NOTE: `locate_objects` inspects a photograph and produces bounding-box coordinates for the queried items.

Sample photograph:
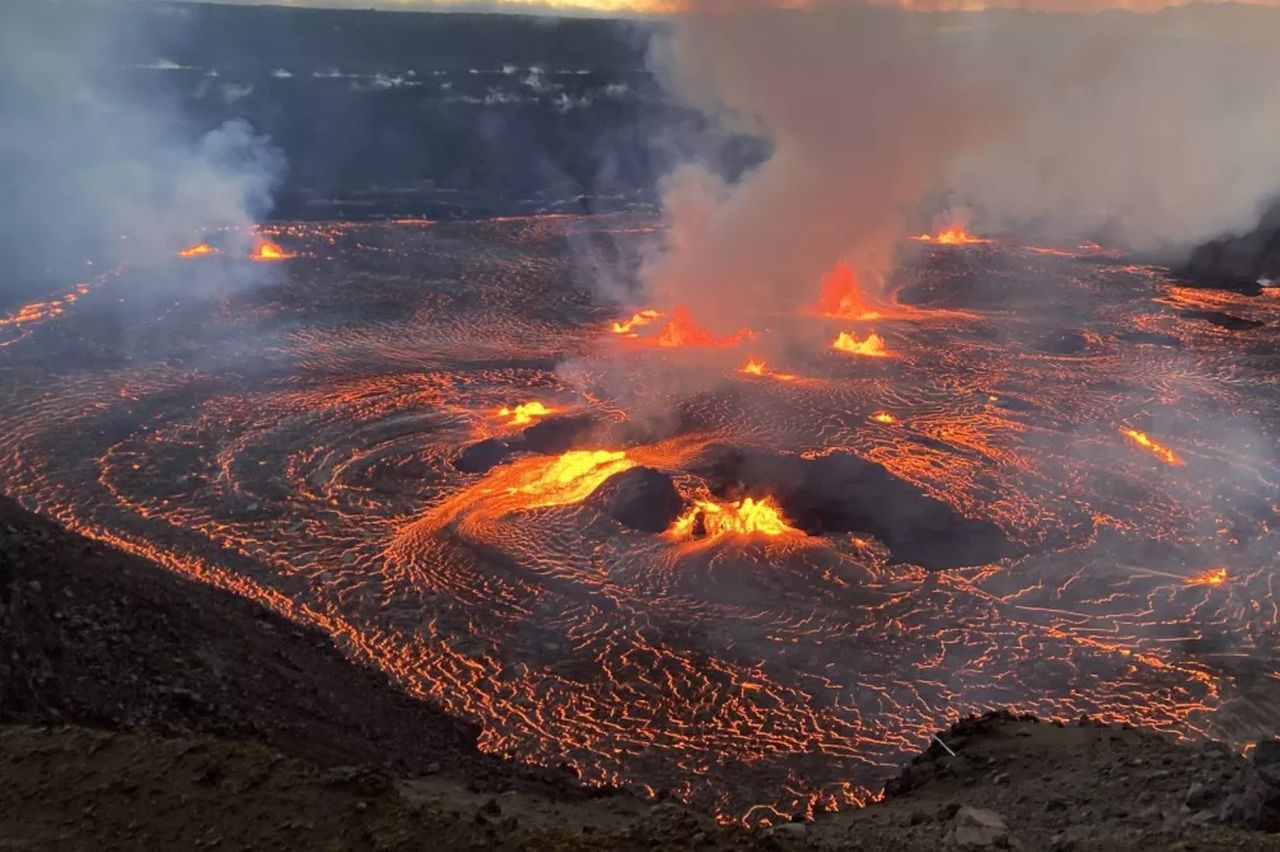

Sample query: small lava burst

[833,331,889,358]
[871,411,897,424]
[1186,567,1228,587]
[178,243,215,258]
[738,357,798,382]
[653,305,752,349]
[251,240,293,262]
[1121,428,1184,467]
[912,227,991,246]
[669,496,799,539]
[816,260,881,320]
[611,309,663,336]
[496,402,554,426]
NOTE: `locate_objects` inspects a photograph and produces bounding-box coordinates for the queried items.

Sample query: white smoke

[0,1,285,291]
[642,2,1280,327]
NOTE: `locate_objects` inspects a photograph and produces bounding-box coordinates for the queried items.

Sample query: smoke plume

[643,2,1280,328]
[0,0,284,300]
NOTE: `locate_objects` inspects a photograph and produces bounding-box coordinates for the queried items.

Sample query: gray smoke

[0,1,284,297]
[642,2,1280,328]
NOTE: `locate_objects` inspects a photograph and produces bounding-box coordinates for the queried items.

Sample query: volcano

[1,213,1277,826]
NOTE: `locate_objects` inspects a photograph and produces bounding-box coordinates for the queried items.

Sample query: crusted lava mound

[455,414,605,473]
[692,445,1017,569]
[586,467,684,533]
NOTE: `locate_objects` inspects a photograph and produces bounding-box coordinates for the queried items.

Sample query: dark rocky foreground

[3,496,1280,850]
[1185,199,1280,289]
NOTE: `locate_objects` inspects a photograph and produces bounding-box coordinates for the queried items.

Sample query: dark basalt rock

[519,414,600,455]
[1033,329,1089,355]
[1183,198,1280,290]
[455,439,512,474]
[692,445,1016,570]
[1178,309,1265,331]
[587,467,684,534]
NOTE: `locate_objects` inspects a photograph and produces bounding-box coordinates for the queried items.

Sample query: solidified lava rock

[1178,309,1265,331]
[455,439,513,473]
[587,467,684,533]
[1117,330,1183,348]
[693,445,1016,570]
[519,414,600,454]
[1033,329,1089,355]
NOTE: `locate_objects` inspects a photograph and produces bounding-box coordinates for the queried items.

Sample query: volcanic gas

[3,214,1278,828]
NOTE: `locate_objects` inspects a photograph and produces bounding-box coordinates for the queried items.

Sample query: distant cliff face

[1186,199,1280,286]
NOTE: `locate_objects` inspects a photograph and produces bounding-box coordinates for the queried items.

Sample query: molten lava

[832,331,889,358]
[912,227,991,246]
[871,411,897,424]
[611,309,663,336]
[178,242,215,258]
[1187,567,1228,587]
[653,305,752,349]
[1121,428,1184,467]
[508,450,634,509]
[669,496,799,539]
[816,260,880,320]
[740,358,767,376]
[496,402,554,426]
[251,240,293,262]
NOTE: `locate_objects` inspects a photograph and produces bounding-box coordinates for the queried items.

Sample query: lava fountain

[832,331,889,357]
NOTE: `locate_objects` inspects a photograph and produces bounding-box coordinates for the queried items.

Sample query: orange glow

[251,240,293,262]
[738,357,798,382]
[611,309,663,336]
[816,260,880,320]
[653,305,752,349]
[912,227,991,246]
[669,496,799,539]
[508,450,635,509]
[871,411,897,424]
[1121,428,1184,467]
[178,242,215,258]
[832,330,889,358]
[496,401,554,426]
[1186,566,1228,587]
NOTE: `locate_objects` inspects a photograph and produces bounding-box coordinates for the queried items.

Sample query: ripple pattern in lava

[2,216,1279,824]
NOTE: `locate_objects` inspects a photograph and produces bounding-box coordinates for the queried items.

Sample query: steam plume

[643,2,1280,328]
[0,1,284,297]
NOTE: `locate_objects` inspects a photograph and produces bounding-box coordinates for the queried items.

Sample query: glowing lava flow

[833,331,889,358]
[912,227,992,245]
[1187,567,1228,587]
[816,260,880,320]
[653,305,752,349]
[178,242,216,258]
[507,450,635,509]
[871,411,897,424]
[496,402,554,426]
[669,496,800,539]
[1121,429,1184,467]
[611,309,663,336]
[739,358,797,382]
[251,240,293,261]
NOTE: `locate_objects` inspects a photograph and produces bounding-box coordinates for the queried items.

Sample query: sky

[134,0,1280,17]
[156,0,683,14]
